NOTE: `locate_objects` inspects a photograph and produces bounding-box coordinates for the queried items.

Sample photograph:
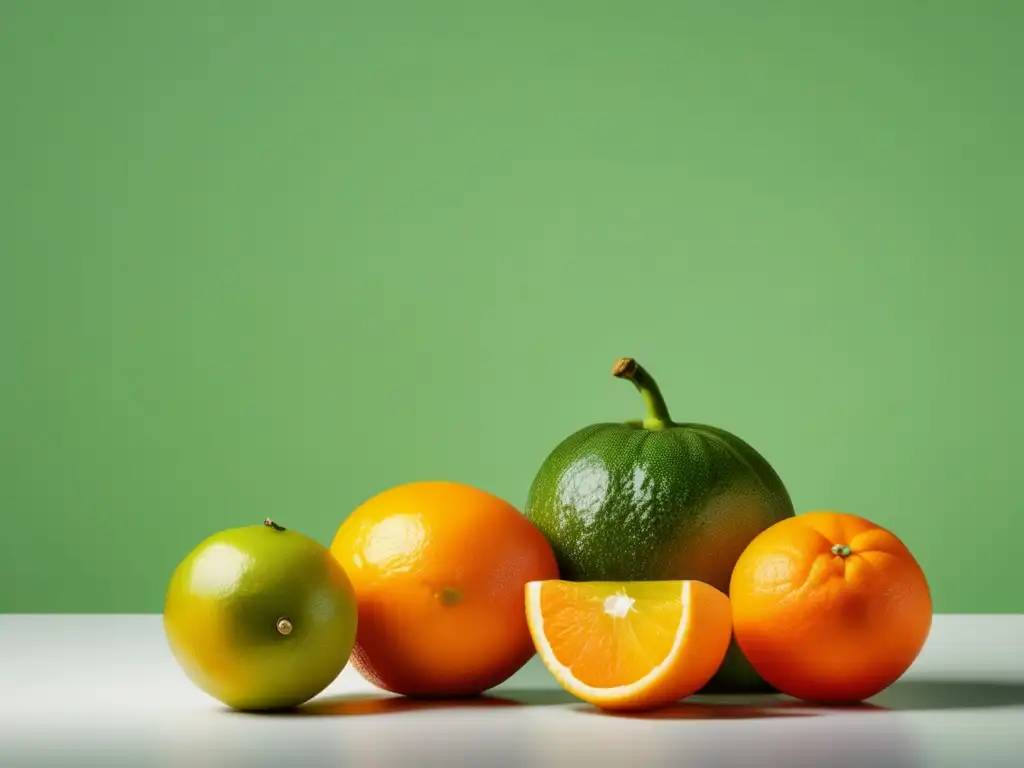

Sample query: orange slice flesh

[525,579,733,712]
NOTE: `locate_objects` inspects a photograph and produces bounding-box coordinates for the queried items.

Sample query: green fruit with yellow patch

[163,518,358,711]
[523,358,795,692]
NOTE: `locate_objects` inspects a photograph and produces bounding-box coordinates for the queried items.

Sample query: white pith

[602,592,636,619]
[525,580,693,703]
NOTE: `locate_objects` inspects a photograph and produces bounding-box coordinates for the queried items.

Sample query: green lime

[524,358,796,691]
[163,518,358,711]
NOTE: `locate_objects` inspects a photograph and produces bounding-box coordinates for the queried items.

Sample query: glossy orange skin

[730,511,933,703]
[330,481,560,697]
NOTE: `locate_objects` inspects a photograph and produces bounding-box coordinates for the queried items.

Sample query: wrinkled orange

[730,511,932,703]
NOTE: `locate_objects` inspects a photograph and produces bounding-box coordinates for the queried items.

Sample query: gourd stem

[612,358,674,430]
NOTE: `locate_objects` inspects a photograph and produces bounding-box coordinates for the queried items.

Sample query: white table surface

[1,614,1022,767]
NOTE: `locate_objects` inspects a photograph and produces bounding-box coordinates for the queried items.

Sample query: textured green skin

[524,420,795,692]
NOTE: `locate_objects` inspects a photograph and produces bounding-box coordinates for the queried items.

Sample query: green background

[2,1,1021,614]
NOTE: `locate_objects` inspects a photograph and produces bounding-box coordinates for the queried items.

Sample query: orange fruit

[525,579,733,712]
[329,481,560,697]
[729,511,933,703]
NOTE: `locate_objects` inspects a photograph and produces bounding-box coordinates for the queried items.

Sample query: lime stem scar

[264,518,286,531]
[612,357,674,431]
[276,617,293,635]
[831,544,852,557]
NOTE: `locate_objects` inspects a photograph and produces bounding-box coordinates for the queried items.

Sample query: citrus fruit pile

[163,357,933,714]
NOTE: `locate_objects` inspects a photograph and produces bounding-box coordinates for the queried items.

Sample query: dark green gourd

[524,357,796,691]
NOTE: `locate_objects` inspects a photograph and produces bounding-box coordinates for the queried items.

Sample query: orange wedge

[525,579,733,712]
